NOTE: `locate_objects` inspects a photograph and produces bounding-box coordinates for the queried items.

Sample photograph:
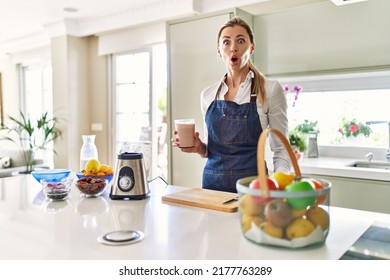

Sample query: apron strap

[215,76,257,103]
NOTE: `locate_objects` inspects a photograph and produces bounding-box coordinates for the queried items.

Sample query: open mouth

[231,56,238,63]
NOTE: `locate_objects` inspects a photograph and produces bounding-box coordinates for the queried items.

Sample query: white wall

[168,13,230,187]
[98,22,166,55]
[0,55,19,121]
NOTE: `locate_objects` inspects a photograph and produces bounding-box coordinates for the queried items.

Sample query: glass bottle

[80,135,98,171]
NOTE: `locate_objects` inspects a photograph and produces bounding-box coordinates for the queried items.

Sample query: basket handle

[258,128,301,198]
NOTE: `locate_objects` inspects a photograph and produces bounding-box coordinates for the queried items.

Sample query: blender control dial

[117,166,135,192]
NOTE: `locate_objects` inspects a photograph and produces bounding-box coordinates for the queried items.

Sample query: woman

[173,16,291,193]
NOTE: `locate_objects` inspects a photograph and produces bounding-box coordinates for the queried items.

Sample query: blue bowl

[31,169,72,183]
[76,172,114,183]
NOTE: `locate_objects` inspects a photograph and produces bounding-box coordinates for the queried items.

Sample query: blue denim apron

[202,82,263,193]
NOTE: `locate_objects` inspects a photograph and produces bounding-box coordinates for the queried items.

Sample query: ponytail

[248,60,266,105]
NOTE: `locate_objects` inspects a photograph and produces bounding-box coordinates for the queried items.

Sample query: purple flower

[283,84,303,107]
[294,85,303,94]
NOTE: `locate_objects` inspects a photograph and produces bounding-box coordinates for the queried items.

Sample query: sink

[347,161,390,170]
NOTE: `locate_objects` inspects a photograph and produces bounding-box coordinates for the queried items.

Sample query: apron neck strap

[215,76,257,103]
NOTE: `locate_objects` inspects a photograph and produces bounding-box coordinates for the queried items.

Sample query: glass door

[112,45,167,180]
[114,51,151,145]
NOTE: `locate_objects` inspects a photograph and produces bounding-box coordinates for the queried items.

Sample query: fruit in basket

[241,215,263,233]
[285,218,316,240]
[270,172,295,190]
[259,221,283,238]
[264,199,293,228]
[309,178,326,205]
[249,177,278,203]
[85,159,101,173]
[292,208,307,219]
[239,194,264,216]
[306,206,329,231]
[285,180,316,210]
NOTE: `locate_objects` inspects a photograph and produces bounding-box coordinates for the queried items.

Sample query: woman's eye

[238,38,246,44]
[222,40,230,46]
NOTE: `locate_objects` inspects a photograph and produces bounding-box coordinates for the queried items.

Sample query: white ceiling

[0,0,170,42]
[0,0,337,55]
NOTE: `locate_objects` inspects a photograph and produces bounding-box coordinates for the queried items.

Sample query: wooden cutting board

[162,188,238,212]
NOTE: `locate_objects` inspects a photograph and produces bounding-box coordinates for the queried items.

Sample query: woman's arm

[262,80,292,173]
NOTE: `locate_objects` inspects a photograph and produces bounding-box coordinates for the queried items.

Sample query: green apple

[285,180,316,210]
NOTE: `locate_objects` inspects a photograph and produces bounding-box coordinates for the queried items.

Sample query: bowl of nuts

[41,177,73,201]
[75,177,107,197]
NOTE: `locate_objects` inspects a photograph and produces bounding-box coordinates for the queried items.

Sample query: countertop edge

[295,157,390,181]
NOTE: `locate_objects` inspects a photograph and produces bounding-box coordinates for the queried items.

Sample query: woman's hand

[172,131,207,157]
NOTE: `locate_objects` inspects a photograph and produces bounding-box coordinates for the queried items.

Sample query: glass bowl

[75,177,108,197]
[76,172,113,184]
[41,177,73,201]
[236,176,331,249]
[32,169,71,183]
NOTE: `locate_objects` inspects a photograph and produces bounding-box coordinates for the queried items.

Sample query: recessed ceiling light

[63,7,78,13]
[330,0,368,6]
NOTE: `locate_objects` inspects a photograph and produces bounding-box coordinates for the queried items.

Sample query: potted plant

[288,129,307,161]
[0,111,62,173]
[295,119,319,134]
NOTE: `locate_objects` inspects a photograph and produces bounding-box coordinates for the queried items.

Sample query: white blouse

[200,71,291,173]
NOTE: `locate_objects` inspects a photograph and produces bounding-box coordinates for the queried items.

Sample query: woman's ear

[217,46,221,57]
[250,44,255,54]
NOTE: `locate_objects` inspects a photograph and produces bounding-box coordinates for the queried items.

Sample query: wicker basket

[236,128,331,248]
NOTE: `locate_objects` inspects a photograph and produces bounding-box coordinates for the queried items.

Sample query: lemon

[99,164,114,175]
[259,221,283,239]
[286,218,316,240]
[241,215,262,234]
[270,172,295,190]
[99,164,110,173]
[85,159,101,174]
[306,206,330,231]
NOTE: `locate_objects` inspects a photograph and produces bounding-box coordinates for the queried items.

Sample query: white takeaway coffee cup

[175,119,195,148]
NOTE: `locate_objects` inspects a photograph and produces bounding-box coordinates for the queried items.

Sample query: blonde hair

[217,16,266,104]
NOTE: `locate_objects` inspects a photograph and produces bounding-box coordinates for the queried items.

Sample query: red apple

[249,177,278,203]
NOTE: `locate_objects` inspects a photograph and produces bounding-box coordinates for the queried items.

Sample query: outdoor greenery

[0,111,62,173]
[338,118,371,138]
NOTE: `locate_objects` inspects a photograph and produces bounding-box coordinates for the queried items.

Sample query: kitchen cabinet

[306,174,390,214]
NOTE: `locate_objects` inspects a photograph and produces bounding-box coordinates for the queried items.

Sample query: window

[288,89,390,148]
[280,70,390,150]
[112,44,168,180]
[20,63,54,166]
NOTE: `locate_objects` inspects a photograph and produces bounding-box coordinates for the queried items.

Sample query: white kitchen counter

[1,173,390,260]
[297,156,390,181]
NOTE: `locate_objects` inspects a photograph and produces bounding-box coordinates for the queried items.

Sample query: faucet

[365,152,373,162]
[366,121,390,162]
